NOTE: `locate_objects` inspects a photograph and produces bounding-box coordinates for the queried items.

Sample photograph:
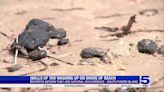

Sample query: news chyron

[0,76,150,88]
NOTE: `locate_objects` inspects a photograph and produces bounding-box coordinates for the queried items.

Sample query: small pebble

[157,45,164,54]
[80,47,106,58]
[137,39,158,54]
[28,49,47,61]
[129,43,134,46]
[50,62,59,66]
[7,64,22,72]
[57,38,69,45]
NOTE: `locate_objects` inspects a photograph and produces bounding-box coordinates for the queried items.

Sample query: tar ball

[80,47,106,58]
[49,27,66,39]
[28,49,47,61]
[57,39,69,45]
[137,39,158,54]
[157,45,164,54]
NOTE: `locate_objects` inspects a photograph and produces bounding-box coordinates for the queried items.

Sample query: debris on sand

[137,39,158,54]
[139,9,158,17]
[28,49,47,61]
[96,15,136,38]
[95,26,118,32]
[20,60,48,75]
[51,7,85,12]
[11,42,28,55]
[112,15,136,37]
[80,47,106,58]
[0,31,14,40]
[157,45,164,55]
[122,15,136,35]
[100,55,111,64]
[57,38,69,45]
[114,88,146,92]
[7,64,22,72]
[11,19,67,60]
[78,59,95,65]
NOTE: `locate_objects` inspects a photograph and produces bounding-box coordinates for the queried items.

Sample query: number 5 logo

[140,76,150,84]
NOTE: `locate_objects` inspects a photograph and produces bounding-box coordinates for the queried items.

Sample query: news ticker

[0,76,150,88]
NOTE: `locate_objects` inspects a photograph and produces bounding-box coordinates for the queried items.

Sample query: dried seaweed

[122,15,136,35]
[95,13,130,19]
[47,55,74,65]
[151,76,164,86]
[20,60,48,76]
[51,7,84,12]
[0,31,14,40]
[96,15,136,38]
[95,26,118,32]
[132,29,164,33]
[139,9,158,16]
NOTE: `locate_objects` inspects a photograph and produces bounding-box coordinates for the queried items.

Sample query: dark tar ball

[80,47,106,58]
[137,39,158,54]
[28,49,47,61]
[57,39,69,45]
[158,45,164,54]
